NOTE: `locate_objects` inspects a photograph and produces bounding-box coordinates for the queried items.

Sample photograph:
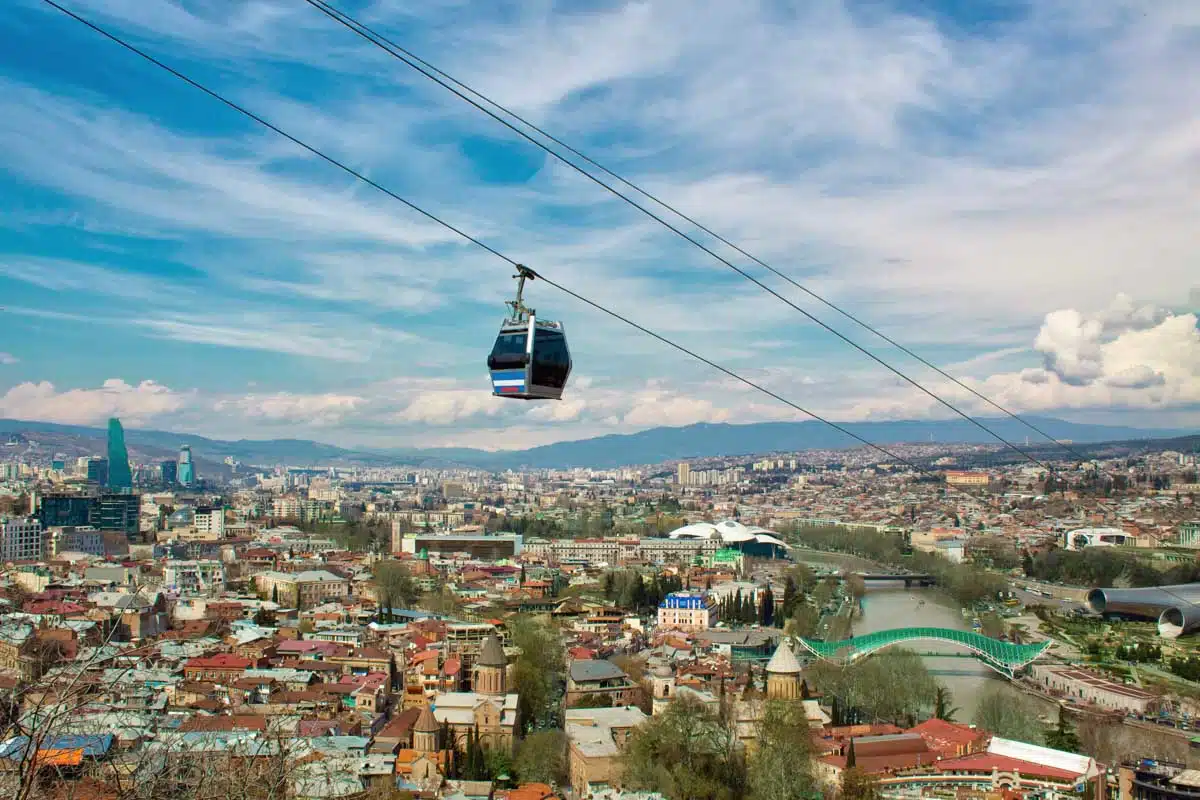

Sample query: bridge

[795,627,1052,678]
[856,573,936,587]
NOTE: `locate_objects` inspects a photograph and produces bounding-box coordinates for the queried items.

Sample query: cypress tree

[846,738,857,768]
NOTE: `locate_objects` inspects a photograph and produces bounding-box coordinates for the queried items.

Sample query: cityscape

[2,2,1199,800]
[1,412,1199,800]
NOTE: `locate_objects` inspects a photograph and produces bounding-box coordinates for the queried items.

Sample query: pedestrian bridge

[795,627,1051,678]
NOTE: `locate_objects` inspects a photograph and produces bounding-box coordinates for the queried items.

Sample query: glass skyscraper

[177,445,195,487]
[107,418,133,490]
[160,460,177,486]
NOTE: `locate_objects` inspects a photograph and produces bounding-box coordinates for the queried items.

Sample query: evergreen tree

[782,576,797,618]
[761,586,775,626]
[1044,706,1081,753]
[846,738,857,768]
[602,571,615,600]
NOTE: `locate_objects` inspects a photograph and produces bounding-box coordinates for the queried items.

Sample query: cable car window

[488,332,528,369]
[532,329,570,388]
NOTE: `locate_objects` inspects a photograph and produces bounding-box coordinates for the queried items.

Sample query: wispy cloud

[1,0,1197,445]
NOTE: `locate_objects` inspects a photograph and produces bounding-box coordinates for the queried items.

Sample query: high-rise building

[160,460,177,486]
[85,458,108,486]
[106,418,132,490]
[177,445,195,487]
[98,493,140,538]
[677,462,691,486]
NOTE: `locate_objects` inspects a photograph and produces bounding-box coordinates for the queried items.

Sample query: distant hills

[0,416,1194,471]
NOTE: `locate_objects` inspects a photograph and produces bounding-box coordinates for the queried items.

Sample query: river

[795,551,1052,722]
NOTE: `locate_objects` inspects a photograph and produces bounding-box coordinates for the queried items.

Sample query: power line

[39,0,987,491]
[300,0,1079,471]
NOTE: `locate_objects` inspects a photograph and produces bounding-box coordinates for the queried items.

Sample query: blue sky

[0,0,1197,450]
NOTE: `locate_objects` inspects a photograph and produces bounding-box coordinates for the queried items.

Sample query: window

[531,329,571,388]
[488,331,529,370]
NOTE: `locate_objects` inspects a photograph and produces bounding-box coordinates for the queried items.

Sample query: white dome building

[668,519,790,558]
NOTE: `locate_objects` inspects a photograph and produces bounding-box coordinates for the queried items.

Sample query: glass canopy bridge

[796,627,1052,679]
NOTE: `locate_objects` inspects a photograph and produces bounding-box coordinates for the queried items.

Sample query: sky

[0,0,1197,451]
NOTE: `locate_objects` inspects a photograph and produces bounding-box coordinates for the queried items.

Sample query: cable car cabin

[488,317,572,400]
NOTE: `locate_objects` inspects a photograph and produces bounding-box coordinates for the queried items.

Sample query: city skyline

[0,1,1197,450]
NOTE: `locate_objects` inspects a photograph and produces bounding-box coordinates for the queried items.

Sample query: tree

[760,586,775,627]
[973,688,1044,745]
[253,606,276,626]
[843,574,866,602]
[621,694,746,800]
[845,738,856,768]
[1043,706,1081,753]
[748,700,817,800]
[373,560,420,622]
[933,686,959,722]
[514,730,568,786]
[840,767,880,800]
[511,615,567,733]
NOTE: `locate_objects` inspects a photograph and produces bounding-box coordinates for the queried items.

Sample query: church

[429,632,519,751]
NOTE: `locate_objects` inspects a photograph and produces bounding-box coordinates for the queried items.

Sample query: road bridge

[796,627,1051,679]
[856,573,936,587]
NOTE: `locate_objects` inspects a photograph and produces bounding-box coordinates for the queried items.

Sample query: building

[565,706,648,798]
[397,532,522,561]
[521,535,721,565]
[430,633,519,752]
[160,459,177,486]
[944,470,990,487]
[48,526,104,557]
[254,570,350,609]
[183,653,255,682]
[163,560,226,594]
[98,493,141,538]
[178,445,195,487]
[667,520,790,559]
[0,518,45,562]
[677,462,691,486]
[565,660,638,708]
[106,418,132,491]
[765,640,802,700]
[85,458,108,486]
[37,494,97,529]
[1030,664,1157,714]
[657,591,716,631]
[1179,522,1200,548]
[1120,759,1200,800]
[193,506,226,538]
[1064,527,1133,550]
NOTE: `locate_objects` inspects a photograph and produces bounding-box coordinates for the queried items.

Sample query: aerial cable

[300,0,1077,472]
[40,0,995,495]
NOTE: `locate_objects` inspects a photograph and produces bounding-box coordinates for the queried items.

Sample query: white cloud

[0,379,188,425]
[213,392,364,426]
[0,353,17,365]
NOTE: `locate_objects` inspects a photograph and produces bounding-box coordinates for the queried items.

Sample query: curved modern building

[1086,583,1200,638]
[1063,527,1133,550]
[667,519,790,558]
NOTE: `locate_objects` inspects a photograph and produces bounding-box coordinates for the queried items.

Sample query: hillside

[1,416,1192,471]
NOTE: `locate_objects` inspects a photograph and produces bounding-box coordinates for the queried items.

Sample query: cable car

[487,266,572,400]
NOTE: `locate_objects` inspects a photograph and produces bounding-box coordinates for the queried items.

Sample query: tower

[412,705,439,753]
[177,445,194,487]
[106,418,132,490]
[474,632,507,696]
[765,639,802,701]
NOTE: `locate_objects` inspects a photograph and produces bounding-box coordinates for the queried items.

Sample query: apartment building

[1,518,45,562]
[163,560,227,595]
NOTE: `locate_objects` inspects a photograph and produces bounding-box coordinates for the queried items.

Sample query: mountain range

[0,416,1194,471]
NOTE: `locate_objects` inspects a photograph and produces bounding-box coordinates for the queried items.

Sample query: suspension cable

[298,0,1086,472]
[38,0,1042,494]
